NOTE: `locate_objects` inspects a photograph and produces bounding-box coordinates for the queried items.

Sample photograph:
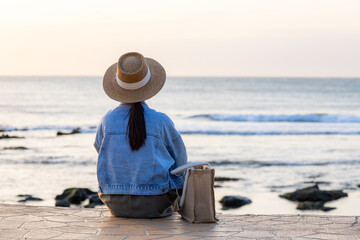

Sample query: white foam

[2,120,360,136]
[0,125,97,133]
[190,113,360,123]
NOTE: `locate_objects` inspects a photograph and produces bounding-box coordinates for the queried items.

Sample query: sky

[0,0,359,77]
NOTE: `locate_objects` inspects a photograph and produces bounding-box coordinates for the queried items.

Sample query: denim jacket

[94,102,187,195]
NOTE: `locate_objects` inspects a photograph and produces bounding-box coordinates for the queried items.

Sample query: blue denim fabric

[94,102,187,195]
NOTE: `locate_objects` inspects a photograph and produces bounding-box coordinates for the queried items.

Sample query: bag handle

[171,162,211,209]
[170,162,211,175]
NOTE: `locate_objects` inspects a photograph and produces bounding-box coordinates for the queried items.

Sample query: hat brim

[103,57,166,103]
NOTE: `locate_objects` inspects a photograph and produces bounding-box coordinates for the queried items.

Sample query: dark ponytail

[127,102,147,151]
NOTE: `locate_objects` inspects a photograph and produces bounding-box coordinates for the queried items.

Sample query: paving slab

[0,204,358,239]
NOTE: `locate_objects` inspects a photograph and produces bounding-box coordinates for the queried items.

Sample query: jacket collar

[118,101,148,110]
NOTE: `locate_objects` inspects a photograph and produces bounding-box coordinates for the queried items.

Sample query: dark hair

[127,102,147,151]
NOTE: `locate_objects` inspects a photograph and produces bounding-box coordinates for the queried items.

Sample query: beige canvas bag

[171,162,218,223]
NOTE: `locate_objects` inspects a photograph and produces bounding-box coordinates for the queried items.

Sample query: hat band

[116,67,151,90]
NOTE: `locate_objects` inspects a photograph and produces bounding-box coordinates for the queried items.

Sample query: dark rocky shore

[17,195,43,203]
[0,134,24,139]
[56,128,81,136]
[280,185,347,211]
[3,146,28,150]
[55,188,103,208]
[219,196,252,209]
[13,183,353,213]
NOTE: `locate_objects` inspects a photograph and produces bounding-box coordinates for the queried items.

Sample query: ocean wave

[2,125,360,136]
[0,125,97,133]
[189,113,360,123]
[0,156,96,166]
[4,157,359,167]
[179,130,360,135]
[208,159,360,167]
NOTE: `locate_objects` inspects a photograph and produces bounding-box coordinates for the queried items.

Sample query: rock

[0,134,23,139]
[88,194,104,206]
[215,177,240,182]
[3,146,28,150]
[297,201,324,210]
[219,196,251,209]
[322,206,337,212]
[17,194,29,197]
[357,184,360,188]
[296,201,336,212]
[55,188,97,207]
[84,203,96,208]
[279,185,347,202]
[56,200,70,207]
[84,194,104,208]
[57,128,81,136]
[17,194,43,203]
[56,188,96,204]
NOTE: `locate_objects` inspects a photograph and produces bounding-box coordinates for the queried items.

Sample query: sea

[1,77,360,215]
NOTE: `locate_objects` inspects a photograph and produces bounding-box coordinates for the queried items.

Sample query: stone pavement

[0,204,359,239]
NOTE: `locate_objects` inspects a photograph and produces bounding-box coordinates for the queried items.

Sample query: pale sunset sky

[0,0,359,77]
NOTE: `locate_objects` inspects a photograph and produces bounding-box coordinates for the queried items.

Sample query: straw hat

[103,52,166,103]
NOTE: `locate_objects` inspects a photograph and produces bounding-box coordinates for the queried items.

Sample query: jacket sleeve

[162,115,188,168]
[94,117,105,153]
[167,134,188,168]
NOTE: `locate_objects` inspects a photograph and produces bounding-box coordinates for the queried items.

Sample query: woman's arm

[167,134,188,168]
[161,114,188,168]
[94,117,105,153]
